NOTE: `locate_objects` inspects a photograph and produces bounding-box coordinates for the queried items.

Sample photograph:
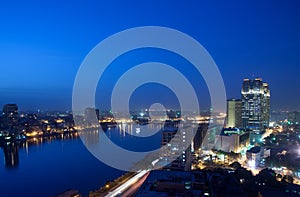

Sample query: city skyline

[0,1,300,111]
[1,1,300,196]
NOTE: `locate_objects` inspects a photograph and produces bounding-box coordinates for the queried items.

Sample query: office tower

[226,99,242,128]
[2,104,18,130]
[241,78,270,145]
[262,82,270,128]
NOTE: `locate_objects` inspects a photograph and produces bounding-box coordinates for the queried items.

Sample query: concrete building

[214,127,249,153]
[226,99,242,128]
[136,170,246,197]
[246,146,263,167]
[160,124,191,171]
[201,125,223,151]
[135,170,207,197]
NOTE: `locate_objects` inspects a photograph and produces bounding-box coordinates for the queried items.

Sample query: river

[0,123,164,197]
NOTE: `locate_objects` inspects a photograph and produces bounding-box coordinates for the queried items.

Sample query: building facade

[160,124,191,171]
[2,104,18,130]
[214,127,249,153]
[246,146,263,167]
[226,99,242,128]
[241,78,270,145]
[84,107,99,127]
[288,111,300,124]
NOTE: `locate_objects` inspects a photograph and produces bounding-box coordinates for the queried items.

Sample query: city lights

[0,1,300,196]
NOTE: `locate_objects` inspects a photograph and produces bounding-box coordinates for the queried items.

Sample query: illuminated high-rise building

[226,99,242,128]
[2,104,18,130]
[241,78,270,145]
[262,82,270,128]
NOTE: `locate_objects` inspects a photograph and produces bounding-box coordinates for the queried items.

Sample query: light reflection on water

[0,124,164,197]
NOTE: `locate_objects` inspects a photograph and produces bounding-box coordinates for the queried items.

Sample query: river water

[0,123,163,197]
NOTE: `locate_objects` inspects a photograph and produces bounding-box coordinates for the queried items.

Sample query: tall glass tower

[241,78,270,145]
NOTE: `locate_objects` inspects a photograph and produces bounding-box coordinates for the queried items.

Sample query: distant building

[2,104,18,130]
[226,99,242,128]
[84,107,99,126]
[131,111,150,125]
[288,111,300,124]
[214,127,249,153]
[166,110,181,120]
[242,78,270,145]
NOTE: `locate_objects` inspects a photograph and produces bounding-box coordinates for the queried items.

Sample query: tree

[234,166,254,183]
[229,161,241,169]
[282,175,294,184]
[256,168,279,187]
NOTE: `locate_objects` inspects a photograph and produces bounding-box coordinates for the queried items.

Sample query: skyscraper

[2,104,18,130]
[241,78,270,145]
[262,82,270,129]
[226,99,242,128]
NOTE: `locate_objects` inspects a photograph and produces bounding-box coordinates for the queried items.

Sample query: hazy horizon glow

[0,0,299,111]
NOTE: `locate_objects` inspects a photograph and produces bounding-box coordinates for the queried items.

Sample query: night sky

[0,0,299,111]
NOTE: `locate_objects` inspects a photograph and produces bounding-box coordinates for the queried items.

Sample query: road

[120,171,150,197]
[106,170,149,197]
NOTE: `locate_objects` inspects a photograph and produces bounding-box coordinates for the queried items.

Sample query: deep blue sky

[0,0,299,111]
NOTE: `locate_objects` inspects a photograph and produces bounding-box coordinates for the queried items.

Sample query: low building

[246,146,263,167]
[135,170,207,197]
[214,127,249,153]
[136,170,246,197]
